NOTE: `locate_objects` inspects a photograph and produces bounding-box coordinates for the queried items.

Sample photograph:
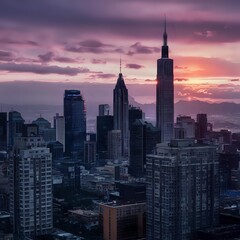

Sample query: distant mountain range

[1,100,240,132]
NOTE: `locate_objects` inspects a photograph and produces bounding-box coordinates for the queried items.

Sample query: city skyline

[0,1,239,104]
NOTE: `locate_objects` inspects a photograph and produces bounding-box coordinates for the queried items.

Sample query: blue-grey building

[64,90,86,159]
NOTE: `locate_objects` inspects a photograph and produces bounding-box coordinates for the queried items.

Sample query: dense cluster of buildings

[1,24,240,240]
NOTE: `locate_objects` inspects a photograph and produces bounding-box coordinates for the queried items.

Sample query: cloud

[175,65,188,70]
[91,59,107,64]
[0,50,15,61]
[175,78,188,82]
[230,78,239,82]
[0,38,39,46]
[65,40,121,54]
[127,42,160,55]
[0,63,89,76]
[175,56,240,78]
[38,52,54,62]
[38,51,77,63]
[126,63,144,69]
[88,73,116,79]
[0,0,239,45]
[145,79,156,82]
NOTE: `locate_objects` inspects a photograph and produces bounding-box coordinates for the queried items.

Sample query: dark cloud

[0,0,238,44]
[38,52,77,63]
[88,73,116,79]
[230,78,239,82]
[0,63,89,76]
[91,59,107,64]
[127,42,160,55]
[175,66,188,70]
[175,78,188,82]
[145,79,156,82]
[53,56,77,63]
[65,40,121,54]
[0,38,39,46]
[38,52,54,62]
[126,63,144,69]
[0,50,15,61]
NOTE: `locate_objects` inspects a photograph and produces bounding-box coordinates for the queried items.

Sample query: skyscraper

[113,73,129,157]
[10,125,52,237]
[0,112,7,151]
[156,20,174,143]
[196,113,208,140]
[176,115,195,139]
[146,139,219,240]
[96,105,114,160]
[8,111,25,148]
[99,104,110,116]
[64,90,86,158]
[55,115,65,151]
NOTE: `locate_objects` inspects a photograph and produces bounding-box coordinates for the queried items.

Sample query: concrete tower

[156,19,174,142]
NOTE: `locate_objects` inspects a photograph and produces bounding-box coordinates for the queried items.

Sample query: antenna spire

[120,56,122,74]
[161,15,169,58]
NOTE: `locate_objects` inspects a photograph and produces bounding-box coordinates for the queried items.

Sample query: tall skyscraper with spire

[113,65,129,157]
[156,19,174,142]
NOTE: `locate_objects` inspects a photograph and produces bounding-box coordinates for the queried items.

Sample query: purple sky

[0,0,240,103]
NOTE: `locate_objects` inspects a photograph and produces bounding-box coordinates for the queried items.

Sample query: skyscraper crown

[161,16,169,58]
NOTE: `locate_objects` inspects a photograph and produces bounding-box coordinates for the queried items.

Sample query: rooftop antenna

[120,56,122,74]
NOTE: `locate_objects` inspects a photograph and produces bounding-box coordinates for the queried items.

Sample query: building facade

[156,21,174,143]
[146,139,219,240]
[10,130,52,238]
[0,112,7,151]
[97,114,114,160]
[99,201,146,240]
[64,90,86,159]
[113,73,129,157]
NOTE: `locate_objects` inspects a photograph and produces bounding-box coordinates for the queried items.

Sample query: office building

[83,141,96,168]
[64,90,86,158]
[129,120,161,177]
[0,113,7,151]
[176,115,195,138]
[156,20,174,143]
[108,130,122,160]
[99,201,146,240]
[10,126,52,237]
[113,72,129,157]
[146,139,219,240]
[8,111,25,148]
[55,115,65,151]
[196,113,208,140]
[99,104,110,116]
[129,106,143,129]
[97,114,114,160]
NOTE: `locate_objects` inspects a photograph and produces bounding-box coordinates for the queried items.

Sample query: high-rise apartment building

[146,139,219,240]
[0,112,7,151]
[113,73,129,157]
[10,125,52,238]
[156,20,174,143]
[64,90,86,158]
